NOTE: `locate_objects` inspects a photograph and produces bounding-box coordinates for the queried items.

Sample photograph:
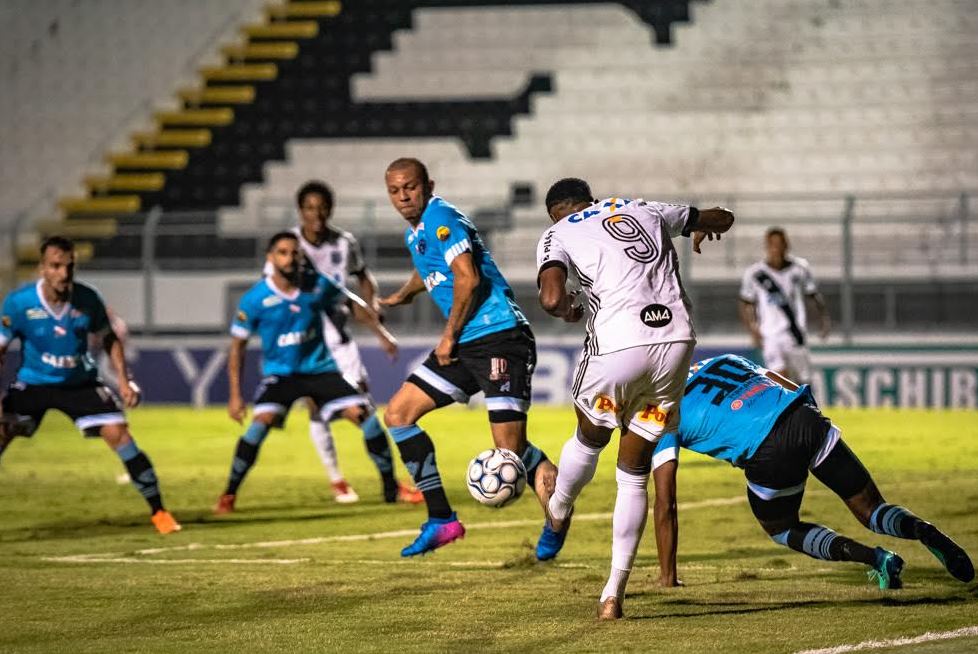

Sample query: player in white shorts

[738,227,830,383]
[268,181,422,505]
[536,177,734,619]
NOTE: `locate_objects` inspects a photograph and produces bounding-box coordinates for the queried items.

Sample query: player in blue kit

[0,236,181,534]
[214,232,390,513]
[642,355,975,616]
[380,158,561,557]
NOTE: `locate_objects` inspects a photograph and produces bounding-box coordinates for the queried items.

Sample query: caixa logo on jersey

[640,303,672,328]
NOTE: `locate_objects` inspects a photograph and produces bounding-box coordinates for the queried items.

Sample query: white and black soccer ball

[466,448,527,508]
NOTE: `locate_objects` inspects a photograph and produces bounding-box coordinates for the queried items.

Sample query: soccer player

[649,355,974,615]
[215,232,391,513]
[275,180,421,505]
[0,236,181,534]
[739,227,830,382]
[380,157,559,558]
[536,178,734,619]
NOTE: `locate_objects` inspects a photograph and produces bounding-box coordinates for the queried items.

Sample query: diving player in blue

[215,232,390,514]
[650,354,973,599]
[0,236,181,534]
[380,157,560,557]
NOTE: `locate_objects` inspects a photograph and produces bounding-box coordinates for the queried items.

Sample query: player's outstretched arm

[690,207,735,253]
[227,337,248,424]
[538,266,584,323]
[379,270,426,308]
[653,460,683,587]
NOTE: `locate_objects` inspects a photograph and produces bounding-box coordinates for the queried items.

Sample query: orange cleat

[396,482,425,505]
[213,493,236,515]
[151,509,182,535]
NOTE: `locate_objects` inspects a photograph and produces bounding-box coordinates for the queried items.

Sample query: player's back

[537,197,694,355]
[670,355,814,466]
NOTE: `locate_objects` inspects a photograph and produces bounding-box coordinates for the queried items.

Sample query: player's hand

[380,333,399,360]
[228,394,247,425]
[691,230,721,254]
[379,291,412,308]
[563,293,585,323]
[434,335,457,366]
[119,379,142,409]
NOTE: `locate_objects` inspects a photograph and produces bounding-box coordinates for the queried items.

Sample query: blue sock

[519,442,548,489]
[225,422,270,495]
[869,503,921,539]
[115,439,164,514]
[388,424,452,520]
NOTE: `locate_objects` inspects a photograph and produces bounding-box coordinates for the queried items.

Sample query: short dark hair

[296,180,334,208]
[267,231,298,252]
[40,235,74,257]
[386,157,430,185]
[545,178,593,211]
[765,227,787,241]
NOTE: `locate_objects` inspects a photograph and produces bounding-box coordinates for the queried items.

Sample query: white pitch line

[793,625,978,654]
[42,556,310,565]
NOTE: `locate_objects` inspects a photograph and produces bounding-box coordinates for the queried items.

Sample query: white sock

[548,429,603,521]
[309,419,343,482]
[600,468,650,601]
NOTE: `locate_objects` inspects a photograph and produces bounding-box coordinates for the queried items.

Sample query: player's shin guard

[225,422,270,495]
[600,468,649,602]
[309,416,343,483]
[361,413,397,495]
[389,425,452,520]
[519,442,549,490]
[868,503,922,539]
[772,522,876,565]
[549,428,603,521]
[114,440,164,514]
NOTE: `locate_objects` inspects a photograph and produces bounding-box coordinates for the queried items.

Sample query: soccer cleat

[917,522,975,583]
[868,547,904,590]
[331,479,360,504]
[213,493,236,515]
[151,510,182,535]
[537,506,574,561]
[401,513,465,557]
[597,597,623,621]
[395,482,425,505]
[0,415,36,461]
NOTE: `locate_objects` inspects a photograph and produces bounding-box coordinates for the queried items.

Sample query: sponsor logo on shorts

[636,403,669,426]
[489,357,510,382]
[594,395,618,413]
[436,226,451,241]
[640,303,672,328]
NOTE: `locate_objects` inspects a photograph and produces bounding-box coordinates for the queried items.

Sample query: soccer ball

[465,448,527,508]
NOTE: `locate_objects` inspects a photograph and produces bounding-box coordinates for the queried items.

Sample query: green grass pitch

[1,406,976,653]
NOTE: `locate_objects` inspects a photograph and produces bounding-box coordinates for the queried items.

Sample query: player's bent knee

[99,424,132,448]
[341,405,368,426]
[576,423,612,449]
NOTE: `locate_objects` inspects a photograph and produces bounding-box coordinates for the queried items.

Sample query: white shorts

[573,341,694,443]
[323,317,369,389]
[762,335,811,383]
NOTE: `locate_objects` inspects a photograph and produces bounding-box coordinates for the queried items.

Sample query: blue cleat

[536,508,573,561]
[401,512,465,557]
[868,547,904,590]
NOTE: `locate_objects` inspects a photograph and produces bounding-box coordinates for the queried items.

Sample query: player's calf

[217,420,271,510]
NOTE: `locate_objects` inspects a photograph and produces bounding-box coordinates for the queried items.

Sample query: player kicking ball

[646,355,975,618]
[214,232,396,513]
[0,236,180,534]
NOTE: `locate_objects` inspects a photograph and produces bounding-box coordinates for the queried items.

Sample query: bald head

[385,157,435,225]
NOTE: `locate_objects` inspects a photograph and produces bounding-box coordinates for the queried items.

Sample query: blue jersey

[0,281,109,386]
[405,196,527,343]
[653,354,815,469]
[230,275,341,377]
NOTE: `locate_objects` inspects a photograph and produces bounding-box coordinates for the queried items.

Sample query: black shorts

[2,380,125,437]
[745,402,870,522]
[253,372,366,428]
[408,326,536,423]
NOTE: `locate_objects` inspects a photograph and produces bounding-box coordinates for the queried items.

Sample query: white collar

[264,276,300,301]
[35,280,70,320]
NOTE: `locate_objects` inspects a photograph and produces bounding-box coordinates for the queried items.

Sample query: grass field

[1,406,976,653]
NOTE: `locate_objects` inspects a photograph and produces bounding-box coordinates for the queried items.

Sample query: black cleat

[918,522,975,583]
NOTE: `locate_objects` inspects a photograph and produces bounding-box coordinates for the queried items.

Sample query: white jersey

[739,256,817,344]
[536,197,697,355]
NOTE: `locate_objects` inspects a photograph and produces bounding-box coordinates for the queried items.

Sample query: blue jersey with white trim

[405,196,526,343]
[0,281,109,386]
[653,354,814,469]
[230,275,340,377]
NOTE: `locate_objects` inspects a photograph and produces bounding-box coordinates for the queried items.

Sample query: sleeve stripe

[443,238,472,266]
[652,446,679,470]
[681,206,699,237]
[230,325,251,339]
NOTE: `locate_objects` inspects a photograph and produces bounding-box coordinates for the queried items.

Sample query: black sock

[392,427,452,520]
[362,414,397,498]
[868,503,923,539]
[123,451,164,514]
[225,439,260,496]
[776,521,876,565]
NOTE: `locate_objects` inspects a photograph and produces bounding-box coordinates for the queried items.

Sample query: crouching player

[215,232,394,513]
[0,236,180,534]
[646,355,974,616]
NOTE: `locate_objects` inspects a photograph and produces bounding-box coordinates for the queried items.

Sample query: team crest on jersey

[489,357,509,382]
[331,251,342,265]
[26,308,47,320]
[1,315,10,328]
[262,296,283,308]
[53,325,67,337]
[416,239,427,255]
[289,304,301,313]
[640,303,672,328]
[436,226,451,241]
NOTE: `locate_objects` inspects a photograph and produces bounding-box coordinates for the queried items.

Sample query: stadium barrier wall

[2,339,977,410]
